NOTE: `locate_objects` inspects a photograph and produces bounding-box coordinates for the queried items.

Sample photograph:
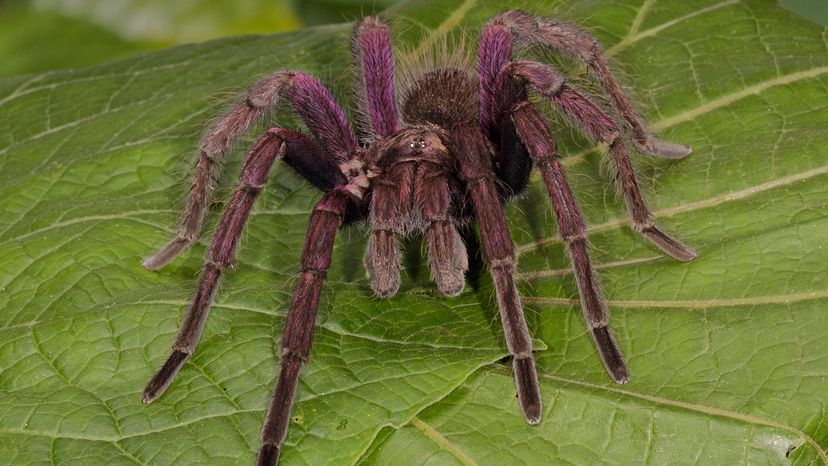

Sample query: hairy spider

[141,11,696,465]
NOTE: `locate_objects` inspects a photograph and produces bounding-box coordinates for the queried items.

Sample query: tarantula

[141,11,696,465]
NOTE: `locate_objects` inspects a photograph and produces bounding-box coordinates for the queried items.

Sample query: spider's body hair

[143,12,698,466]
[394,32,474,99]
[400,68,479,129]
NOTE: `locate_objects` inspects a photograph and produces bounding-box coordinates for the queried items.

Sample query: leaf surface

[0,0,826,464]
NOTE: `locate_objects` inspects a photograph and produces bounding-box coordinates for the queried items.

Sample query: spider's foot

[256,444,280,466]
[636,138,693,160]
[433,269,466,297]
[640,225,698,262]
[369,273,401,299]
[142,350,189,403]
[592,327,629,384]
[142,238,192,270]
[513,356,542,425]
[365,236,401,298]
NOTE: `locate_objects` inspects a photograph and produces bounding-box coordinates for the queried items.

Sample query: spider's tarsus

[513,356,542,425]
[142,239,191,270]
[591,327,629,384]
[639,139,693,160]
[142,349,189,403]
[256,444,280,466]
[641,226,698,262]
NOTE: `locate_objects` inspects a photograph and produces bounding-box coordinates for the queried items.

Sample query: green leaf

[0,7,153,79]
[20,0,301,44]
[1,0,826,465]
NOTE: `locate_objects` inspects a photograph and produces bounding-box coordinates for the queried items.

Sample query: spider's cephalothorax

[141,11,697,465]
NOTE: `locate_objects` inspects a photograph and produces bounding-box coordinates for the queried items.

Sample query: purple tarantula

[141,11,696,465]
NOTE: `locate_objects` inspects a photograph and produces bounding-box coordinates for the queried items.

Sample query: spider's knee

[247,71,296,109]
[489,10,537,31]
[603,129,622,145]
[356,16,389,32]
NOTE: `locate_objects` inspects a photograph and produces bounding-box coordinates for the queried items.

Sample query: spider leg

[483,11,691,159]
[506,61,697,262]
[353,16,400,138]
[142,128,346,403]
[258,189,351,466]
[416,163,468,296]
[448,124,541,424]
[511,102,628,382]
[478,23,535,196]
[144,72,358,270]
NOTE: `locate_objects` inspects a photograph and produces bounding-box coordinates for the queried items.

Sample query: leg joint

[280,347,309,362]
[488,255,515,270]
[460,173,493,185]
[300,267,328,278]
[239,180,266,193]
[371,224,395,233]
[632,220,655,233]
[603,130,622,145]
[199,149,219,164]
[246,71,296,109]
[205,258,231,270]
[562,233,587,243]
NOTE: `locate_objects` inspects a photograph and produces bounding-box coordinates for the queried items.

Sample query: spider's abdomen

[400,68,479,128]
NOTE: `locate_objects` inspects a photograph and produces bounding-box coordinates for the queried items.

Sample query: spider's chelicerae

[141,11,697,465]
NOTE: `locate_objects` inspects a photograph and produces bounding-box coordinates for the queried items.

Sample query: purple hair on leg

[289,73,359,160]
[478,22,513,137]
[354,17,399,138]
[511,103,629,383]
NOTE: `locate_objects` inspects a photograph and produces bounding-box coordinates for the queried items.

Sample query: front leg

[145,72,359,269]
[143,128,294,403]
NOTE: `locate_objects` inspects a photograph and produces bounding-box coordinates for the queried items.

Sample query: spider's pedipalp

[353,16,399,139]
[365,127,468,298]
[449,123,541,424]
[365,167,406,298]
[144,72,357,269]
[511,103,628,383]
[416,165,468,296]
[487,10,691,159]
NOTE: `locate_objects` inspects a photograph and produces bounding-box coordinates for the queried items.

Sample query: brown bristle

[400,68,479,128]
